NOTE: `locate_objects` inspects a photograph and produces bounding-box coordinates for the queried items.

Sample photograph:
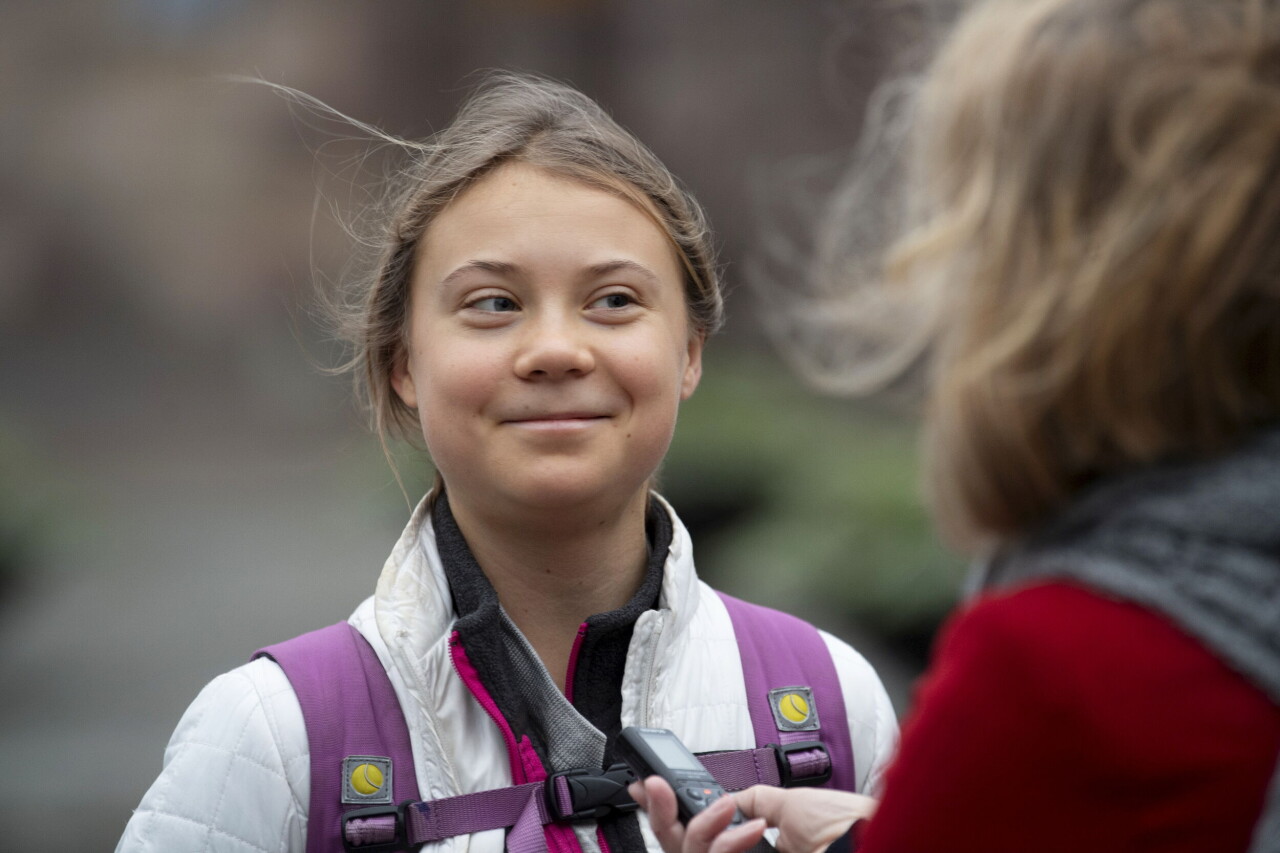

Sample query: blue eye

[470,296,519,312]
[592,293,634,309]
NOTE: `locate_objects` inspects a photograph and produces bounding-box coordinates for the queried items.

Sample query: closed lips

[503,411,608,422]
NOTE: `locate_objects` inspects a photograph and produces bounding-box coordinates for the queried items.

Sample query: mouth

[502,413,610,429]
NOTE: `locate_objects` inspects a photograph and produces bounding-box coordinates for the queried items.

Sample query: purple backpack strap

[717,592,857,794]
[255,622,420,853]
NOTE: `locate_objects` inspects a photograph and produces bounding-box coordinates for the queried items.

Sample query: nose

[513,314,596,380]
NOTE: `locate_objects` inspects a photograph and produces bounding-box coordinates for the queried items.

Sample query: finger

[732,785,793,824]
[639,776,686,853]
[682,793,743,853]
[643,776,680,828]
[628,781,650,810]
[708,818,768,853]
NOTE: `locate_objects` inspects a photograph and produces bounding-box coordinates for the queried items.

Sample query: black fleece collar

[432,492,669,851]
[433,490,669,749]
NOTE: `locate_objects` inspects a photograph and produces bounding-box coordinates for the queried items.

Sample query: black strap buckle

[342,800,414,852]
[546,762,639,820]
[770,741,833,788]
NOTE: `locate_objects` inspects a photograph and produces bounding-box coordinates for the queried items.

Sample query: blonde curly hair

[781,0,1280,548]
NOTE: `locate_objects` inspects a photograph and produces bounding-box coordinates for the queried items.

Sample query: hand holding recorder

[621,726,876,853]
[617,727,749,828]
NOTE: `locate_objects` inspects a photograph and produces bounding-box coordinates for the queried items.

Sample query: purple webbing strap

[405,782,553,843]
[336,776,577,849]
[344,815,397,847]
[717,592,856,794]
[508,789,552,853]
[784,746,831,780]
[699,746,830,791]
[255,623,420,853]
[700,748,783,789]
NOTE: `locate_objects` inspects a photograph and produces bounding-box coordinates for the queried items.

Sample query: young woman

[115,73,898,853]
[634,1,1280,851]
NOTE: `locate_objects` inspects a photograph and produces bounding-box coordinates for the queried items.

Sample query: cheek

[624,335,692,411]
[413,349,494,441]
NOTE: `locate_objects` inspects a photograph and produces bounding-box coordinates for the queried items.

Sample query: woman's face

[391,162,703,522]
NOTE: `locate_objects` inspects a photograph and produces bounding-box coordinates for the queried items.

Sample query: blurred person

[115,73,898,853]
[631,0,1280,851]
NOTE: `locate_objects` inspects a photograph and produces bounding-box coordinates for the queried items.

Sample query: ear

[680,334,704,400]
[389,350,418,410]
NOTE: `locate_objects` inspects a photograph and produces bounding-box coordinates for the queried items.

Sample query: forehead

[415,162,684,284]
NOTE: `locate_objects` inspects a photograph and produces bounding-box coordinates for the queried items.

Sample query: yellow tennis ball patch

[351,763,384,795]
[778,692,811,723]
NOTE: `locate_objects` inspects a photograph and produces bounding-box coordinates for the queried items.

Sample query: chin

[506,477,647,517]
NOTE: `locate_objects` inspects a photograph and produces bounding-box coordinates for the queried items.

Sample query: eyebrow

[585,259,662,284]
[438,258,662,288]
[439,259,518,288]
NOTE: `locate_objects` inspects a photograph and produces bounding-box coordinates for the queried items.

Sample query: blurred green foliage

[0,426,56,597]
[662,346,964,645]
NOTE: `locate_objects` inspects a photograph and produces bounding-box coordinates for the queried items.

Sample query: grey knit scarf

[974,428,1280,853]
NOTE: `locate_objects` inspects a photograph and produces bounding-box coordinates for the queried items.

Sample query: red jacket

[859,581,1280,853]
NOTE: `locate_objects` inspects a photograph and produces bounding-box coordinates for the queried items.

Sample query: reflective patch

[768,686,820,731]
[342,756,393,805]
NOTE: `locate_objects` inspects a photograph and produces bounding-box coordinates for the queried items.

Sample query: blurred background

[0,1,961,847]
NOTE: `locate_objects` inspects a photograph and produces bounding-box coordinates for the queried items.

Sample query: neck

[445,489,652,690]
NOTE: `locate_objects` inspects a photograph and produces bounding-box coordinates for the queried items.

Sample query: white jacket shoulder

[116,657,309,853]
[819,629,899,796]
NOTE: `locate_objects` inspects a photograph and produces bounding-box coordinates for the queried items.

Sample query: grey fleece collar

[977,427,1280,852]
